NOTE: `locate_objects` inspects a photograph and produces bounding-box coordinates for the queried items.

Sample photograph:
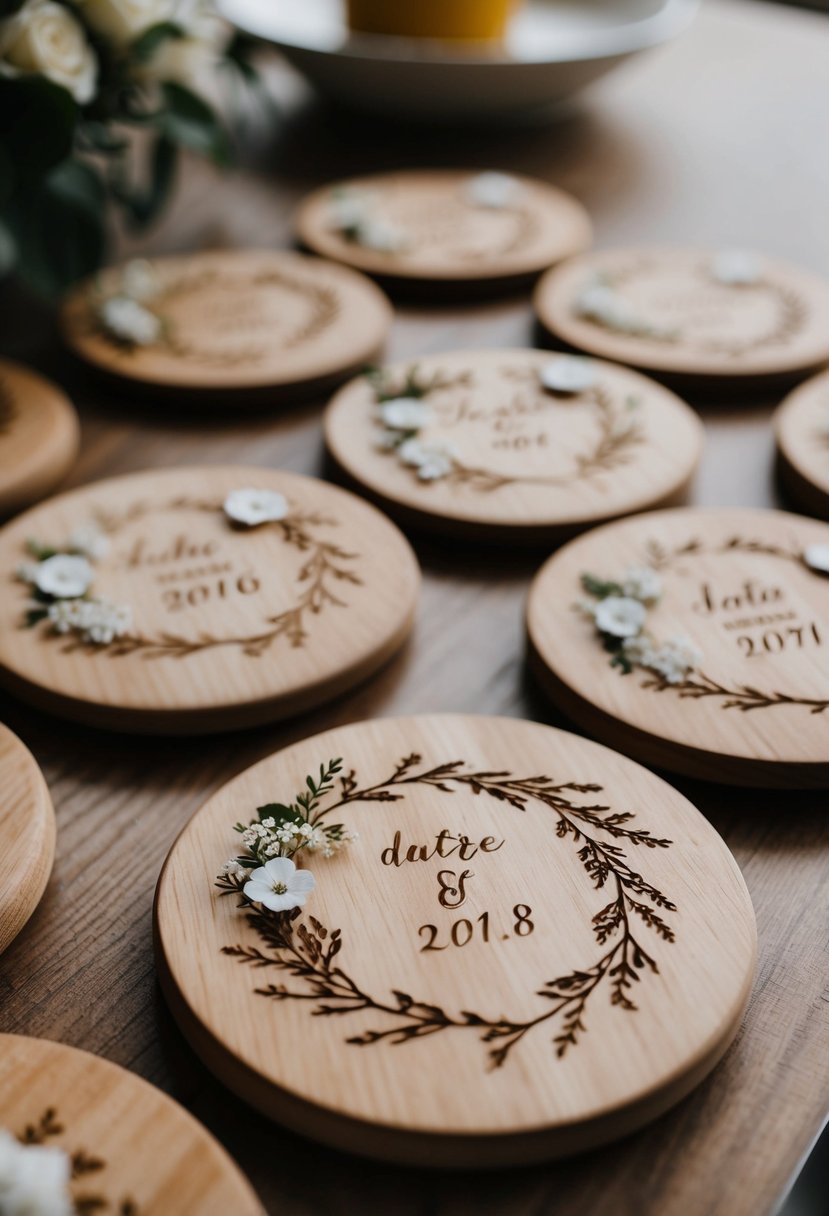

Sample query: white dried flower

[464,171,522,210]
[0,1128,73,1216]
[646,636,701,684]
[379,398,431,432]
[576,281,674,340]
[243,857,315,913]
[68,522,110,561]
[621,566,663,605]
[223,488,289,527]
[0,0,98,104]
[99,295,161,346]
[35,554,93,599]
[540,356,596,395]
[221,859,247,881]
[47,597,132,644]
[357,217,409,254]
[803,544,829,575]
[329,190,372,233]
[16,561,40,584]
[397,438,456,481]
[120,258,161,302]
[594,595,647,639]
[711,249,762,286]
[621,634,656,666]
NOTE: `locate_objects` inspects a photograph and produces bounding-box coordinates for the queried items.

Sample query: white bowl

[219,0,699,121]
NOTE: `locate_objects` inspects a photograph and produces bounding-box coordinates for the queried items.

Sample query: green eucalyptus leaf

[130,21,185,63]
[157,82,230,166]
[7,159,106,297]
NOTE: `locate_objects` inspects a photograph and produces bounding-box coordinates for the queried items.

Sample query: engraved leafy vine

[20,1107,137,1215]
[218,753,677,1071]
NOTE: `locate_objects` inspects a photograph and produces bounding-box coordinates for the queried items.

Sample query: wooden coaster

[0,466,419,734]
[325,350,703,543]
[0,1035,264,1214]
[528,507,829,787]
[60,249,392,399]
[534,248,829,385]
[0,359,79,518]
[155,714,756,1167]
[296,171,592,294]
[0,724,55,955]
[774,369,829,519]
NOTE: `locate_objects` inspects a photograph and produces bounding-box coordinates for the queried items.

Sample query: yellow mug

[346,0,515,41]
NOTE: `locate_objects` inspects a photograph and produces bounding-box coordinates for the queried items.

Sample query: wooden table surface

[1,1,828,1212]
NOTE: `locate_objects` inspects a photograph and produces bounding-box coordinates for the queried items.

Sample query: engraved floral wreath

[368,361,645,492]
[89,260,341,367]
[579,535,829,714]
[12,1107,137,1215]
[15,492,361,660]
[574,253,808,358]
[217,753,677,1072]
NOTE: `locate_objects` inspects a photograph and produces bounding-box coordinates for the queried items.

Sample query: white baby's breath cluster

[217,758,358,915]
[576,277,678,342]
[16,521,133,647]
[372,380,458,483]
[328,189,410,254]
[96,258,164,347]
[578,565,701,685]
[0,1128,72,1216]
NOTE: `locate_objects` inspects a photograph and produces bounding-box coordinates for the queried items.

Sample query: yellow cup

[346,0,514,42]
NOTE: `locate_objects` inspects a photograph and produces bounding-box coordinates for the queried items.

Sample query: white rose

[99,295,161,346]
[78,0,175,48]
[223,487,289,527]
[594,595,647,639]
[0,0,97,104]
[380,398,431,432]
[35,553,94,598]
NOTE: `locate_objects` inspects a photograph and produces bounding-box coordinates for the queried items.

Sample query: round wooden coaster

[155,714,756,1168]
[774,369,829,519]
[534,247,829,384]
[0,359,79,518]
[0,724,55,955]
[0,466,419,734]
[296,170,592,294]
[325,349,703,542]
[0,1035,264,1214]
[528,507,829,787]
[60,249,392,399]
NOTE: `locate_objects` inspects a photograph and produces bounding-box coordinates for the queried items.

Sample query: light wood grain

[0,1034,265,1214]
[296,170,592,292]
[0,358,79,518]
[325,349,702,541]
[0,723,55,955]
[0,466,419,732]
[534,247,829,384]
[1,1,829,1212]
[155,714,756,1167]
[774,368,829,519]
[528,506,829,786]
[61,249,392,398]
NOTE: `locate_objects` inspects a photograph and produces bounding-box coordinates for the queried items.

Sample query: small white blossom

[464,171,522,210]
[379,398,431,432]
[621,566,663,605]
[646,636,701,684]
[803,543,829,575]
[35,554,93,599]
[329,190,372,233]
[221,859,247,881]
[594,595,647,639]
[243,857,316,913]
[68,522,110,561]
[373,426,400,450]
[47,597,132,644]
[397,438,456,481]
[0,1128,72,1216]
[223,487,289,528]
[540,356,596,395]
[99,295,161,346]
[357,217,409,254]
[711,249,762,286]
[576,281,674,340]
[622,634,656,666]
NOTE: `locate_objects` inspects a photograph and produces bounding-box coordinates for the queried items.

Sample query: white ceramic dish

[219,0,699,121]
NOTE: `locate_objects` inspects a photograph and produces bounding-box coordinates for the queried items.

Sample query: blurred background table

[1,1,828,1212]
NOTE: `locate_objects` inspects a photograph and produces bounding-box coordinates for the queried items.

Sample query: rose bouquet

[0,0,259,296]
